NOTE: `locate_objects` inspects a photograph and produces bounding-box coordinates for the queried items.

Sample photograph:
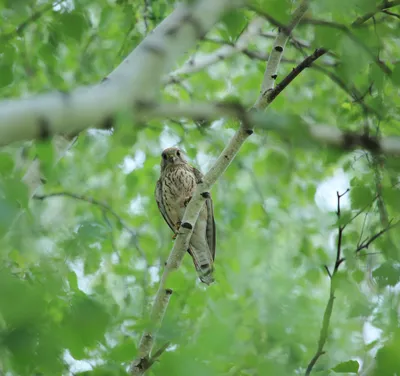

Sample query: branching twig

[266,48,328,103]
[0,1,64,42]
[311,64,380,117]
[352,0,400,26]
[166,17,265,84]
[299,18,392,76]
[134,341,171,373]
[33,192,147,261]
[305,189,349,375]
[382,9,400,19]
[335,220,399,268]
[254,0,309,109]
[307,189,398,374]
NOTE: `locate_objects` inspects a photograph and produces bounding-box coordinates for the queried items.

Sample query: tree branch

[254,0,309,109]
[352,0,400,26]
[129,2,309,374]
[304,190,349,375]
[336,220,399,268]
[382,9,400,19]
[299,18,392,76]
[33,192,147,261]
[133,101,400,156]
[265,48,328,104]
[0,0,243,147]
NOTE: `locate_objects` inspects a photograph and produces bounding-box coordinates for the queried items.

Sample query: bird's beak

[169,156,177,163]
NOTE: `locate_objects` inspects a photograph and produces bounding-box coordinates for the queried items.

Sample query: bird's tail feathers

[187,247,214,285]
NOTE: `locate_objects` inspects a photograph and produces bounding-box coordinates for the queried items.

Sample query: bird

[155,147,216,285]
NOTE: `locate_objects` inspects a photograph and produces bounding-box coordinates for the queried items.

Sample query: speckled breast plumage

[161,164,196,225]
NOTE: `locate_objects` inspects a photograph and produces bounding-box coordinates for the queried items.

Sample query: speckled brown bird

[155,147,216,285]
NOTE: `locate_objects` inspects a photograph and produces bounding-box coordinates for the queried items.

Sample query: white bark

[0,0,242,147]
[137,102,400,155]
[254,0,309,109]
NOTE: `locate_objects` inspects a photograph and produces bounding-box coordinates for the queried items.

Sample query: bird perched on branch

[155,147,216,285]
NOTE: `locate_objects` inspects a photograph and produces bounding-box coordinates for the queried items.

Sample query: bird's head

[160,147,186,170]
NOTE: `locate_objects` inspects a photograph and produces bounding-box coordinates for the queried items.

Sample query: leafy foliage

[1,0,400,375]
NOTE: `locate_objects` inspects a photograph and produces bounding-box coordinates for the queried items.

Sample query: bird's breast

[163,166,196,199]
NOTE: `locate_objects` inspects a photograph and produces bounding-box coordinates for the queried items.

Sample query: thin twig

[352,0,400,26]
[382,9,400,19]
[304,189,348,375]
[299,18,392,75]
[311,64,380,117]
[33,192,147,261]
[266,48,328,103]
[0,0,64,42]
[335,221,399,268]
[166,17,265,84]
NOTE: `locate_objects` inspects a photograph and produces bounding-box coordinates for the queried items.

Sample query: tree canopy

[1,0,400,375]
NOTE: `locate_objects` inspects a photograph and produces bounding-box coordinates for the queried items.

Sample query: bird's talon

[184,196,192,207]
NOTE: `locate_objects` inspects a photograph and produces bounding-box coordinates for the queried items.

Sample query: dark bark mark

[181,222,193,230]
[37,117,51,140]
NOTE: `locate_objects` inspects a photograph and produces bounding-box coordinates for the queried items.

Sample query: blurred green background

[1,0,400,375]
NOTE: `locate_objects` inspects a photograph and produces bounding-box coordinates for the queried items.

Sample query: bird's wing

[192,166,216,261]
[205,195,216,260]
[155,178,176,233]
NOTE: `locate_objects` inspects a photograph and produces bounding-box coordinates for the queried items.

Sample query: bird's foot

[183,196,192,207]
[172,221,181,239]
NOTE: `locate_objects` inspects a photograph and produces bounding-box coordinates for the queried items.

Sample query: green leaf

[220,9,247,41]
[349,182,374,210]
[0,152,14,175]
[55,11,89,41]
[0,62,13,88]
[35,141,55,179]
[63,295,111,359]
[109,340,137,362]
[372,262,400,288]
[375,330,400,375]
[392,62,400,87]
[331,360,359,373]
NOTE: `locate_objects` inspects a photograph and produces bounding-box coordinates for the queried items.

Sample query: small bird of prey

[155,147,216,285]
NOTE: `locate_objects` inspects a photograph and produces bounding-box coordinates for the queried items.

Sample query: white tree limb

[130,2,309,374]
[134,101,400,156]
[254,0,309,109]
[0,0,242,147]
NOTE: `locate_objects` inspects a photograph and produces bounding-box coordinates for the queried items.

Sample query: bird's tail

[187,247,214,285]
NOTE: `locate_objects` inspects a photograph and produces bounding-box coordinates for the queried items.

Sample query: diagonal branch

[335,220,399,269]
[0,0,243,147]
[352,0,400,26]
[254,0,309,109]
[130,2,309,375]
[265,48,328,104]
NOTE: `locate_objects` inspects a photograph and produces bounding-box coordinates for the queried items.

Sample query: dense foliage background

[1,0,400,375]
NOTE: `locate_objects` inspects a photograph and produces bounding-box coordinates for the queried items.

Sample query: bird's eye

[177,150,180,157]
[162,153,167,160]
